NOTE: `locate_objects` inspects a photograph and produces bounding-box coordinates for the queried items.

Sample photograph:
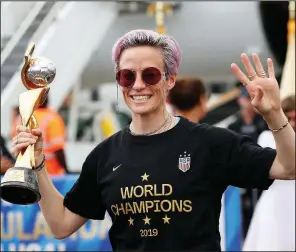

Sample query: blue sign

[1,175,112,251]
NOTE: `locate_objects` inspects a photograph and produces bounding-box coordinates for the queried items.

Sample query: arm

[231,53,295,180]
[208,126,276,189]
[11,126,105,239]
[263,110,295,180]
[35,163,87,239]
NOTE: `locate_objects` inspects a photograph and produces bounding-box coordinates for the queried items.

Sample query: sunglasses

[116,67,166,88]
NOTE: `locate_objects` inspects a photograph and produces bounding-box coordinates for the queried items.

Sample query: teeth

[133,95,151,101]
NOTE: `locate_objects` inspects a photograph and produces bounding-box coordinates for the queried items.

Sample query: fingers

[16,125,30,134]
[11,134,37,148]
[31,128,42,136]
[251,86,264,107]
[252,53,266,77]
[267,58,275,79]
[15,125,42,137]
[230,63,250,86]
[10,126,40,157]
[17,132,38,143]
[241,53,258,80]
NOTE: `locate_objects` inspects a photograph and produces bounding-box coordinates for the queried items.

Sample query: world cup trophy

[0,43,56,205]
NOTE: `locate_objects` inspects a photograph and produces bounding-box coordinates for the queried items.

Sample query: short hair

[281,95,295,113]
[168,77,206,111]
[112,29,181,77]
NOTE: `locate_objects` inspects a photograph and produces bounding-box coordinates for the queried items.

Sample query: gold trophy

[1,43,56,205]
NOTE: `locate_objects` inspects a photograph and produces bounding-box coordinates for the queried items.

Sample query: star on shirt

[143,215,151,225]
[141,173,150,181]
[162,215,171,224]
[128,217,134,226]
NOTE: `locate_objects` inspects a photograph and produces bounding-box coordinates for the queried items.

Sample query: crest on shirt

[178,152,191,172]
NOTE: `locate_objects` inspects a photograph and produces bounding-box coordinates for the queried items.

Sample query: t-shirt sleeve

[208,126,276,189]
[63,150,106,220]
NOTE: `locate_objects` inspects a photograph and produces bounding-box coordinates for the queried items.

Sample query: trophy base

[1,167,41,205]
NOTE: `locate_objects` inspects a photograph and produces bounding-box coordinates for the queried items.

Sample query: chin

[127,96,156,115]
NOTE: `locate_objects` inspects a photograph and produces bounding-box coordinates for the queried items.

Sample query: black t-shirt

[64,117,276,251]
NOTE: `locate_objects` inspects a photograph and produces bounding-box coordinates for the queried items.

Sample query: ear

[167,74,177,91]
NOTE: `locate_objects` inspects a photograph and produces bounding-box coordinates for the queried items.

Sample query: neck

[131,106,169,134]
[175,108,201,123]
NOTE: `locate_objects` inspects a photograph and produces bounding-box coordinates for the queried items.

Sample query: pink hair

[111,29,182,76]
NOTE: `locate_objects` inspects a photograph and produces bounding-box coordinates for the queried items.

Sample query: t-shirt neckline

[124,116,187,143]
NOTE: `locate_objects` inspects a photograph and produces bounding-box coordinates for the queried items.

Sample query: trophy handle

[0,42,50,205]
[38,87,50,108]
[16,86,49,169]
[15,115,39,169]
[24,43,35,62]
[21,42,36,90]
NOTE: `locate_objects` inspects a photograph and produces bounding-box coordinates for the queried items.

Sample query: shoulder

[84,129,126,165]
[179,117,239,147]
[182,117,238,140]
[227,117,242,130]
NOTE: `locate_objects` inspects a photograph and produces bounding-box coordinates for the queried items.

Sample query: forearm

[36,166,68,237]
[263,110,295,178]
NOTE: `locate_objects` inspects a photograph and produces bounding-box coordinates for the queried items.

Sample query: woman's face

[118,46,176,115]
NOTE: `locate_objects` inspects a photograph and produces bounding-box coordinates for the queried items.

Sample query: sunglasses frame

[116,67,167,88]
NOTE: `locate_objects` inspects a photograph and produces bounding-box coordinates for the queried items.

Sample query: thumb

[31,128,42,137]
[251,86,264,107]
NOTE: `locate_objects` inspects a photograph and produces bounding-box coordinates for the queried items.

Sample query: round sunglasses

[116,67,166,88]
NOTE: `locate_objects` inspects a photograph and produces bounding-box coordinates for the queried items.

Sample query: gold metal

[16,43,50,169]
[248,73,257,80]
[257,71,267,78]
[1,43,54,205]
[147,2,173,34]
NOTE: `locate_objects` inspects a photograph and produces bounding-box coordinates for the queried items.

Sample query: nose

[132,72,146,90]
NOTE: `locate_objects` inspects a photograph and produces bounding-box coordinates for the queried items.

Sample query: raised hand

[10,125,44,166]
[231,53,281,116]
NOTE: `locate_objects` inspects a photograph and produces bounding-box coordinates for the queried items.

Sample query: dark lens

[142,67,162,86]
[116,69,135,87]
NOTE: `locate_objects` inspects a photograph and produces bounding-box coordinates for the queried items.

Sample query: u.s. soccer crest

[178,152,191,172]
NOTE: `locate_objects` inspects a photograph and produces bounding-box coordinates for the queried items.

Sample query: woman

[10,30,295,251]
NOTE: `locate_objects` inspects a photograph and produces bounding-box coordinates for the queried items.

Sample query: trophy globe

[0,44,56,205]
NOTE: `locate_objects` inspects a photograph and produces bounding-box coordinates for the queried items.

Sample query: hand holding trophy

[1,43,56,205]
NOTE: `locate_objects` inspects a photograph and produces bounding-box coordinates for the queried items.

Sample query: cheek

[121,87,129,98]
[153,86,167,102]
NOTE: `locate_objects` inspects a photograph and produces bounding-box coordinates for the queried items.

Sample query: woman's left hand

[231,53,281,116]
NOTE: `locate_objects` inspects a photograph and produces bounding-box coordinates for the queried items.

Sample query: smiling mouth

[131,95,152,101]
